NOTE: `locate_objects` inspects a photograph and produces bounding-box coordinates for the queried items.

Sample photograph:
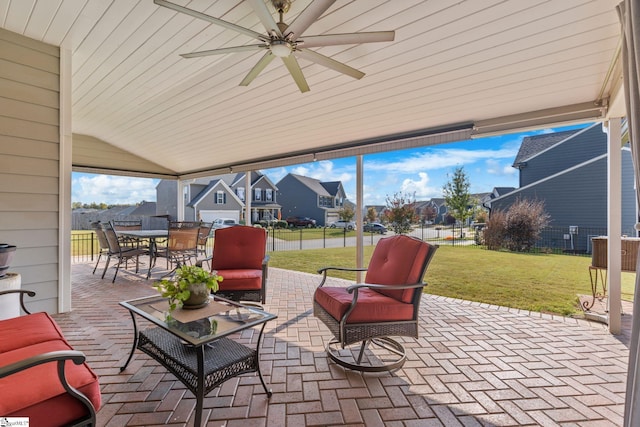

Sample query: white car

[329,220,356,230]
[212,218,238,229]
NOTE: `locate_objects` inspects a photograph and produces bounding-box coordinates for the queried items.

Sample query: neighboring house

[276,174,348,226]
[486,123,637,251]
[424,198,448,224]
[156,172,280,224]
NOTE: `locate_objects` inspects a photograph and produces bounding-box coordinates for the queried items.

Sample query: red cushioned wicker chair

[210,226,269,305]
[314,235,437,372]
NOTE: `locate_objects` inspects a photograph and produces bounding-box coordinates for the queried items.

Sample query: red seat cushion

[365,235,431,303]
[314,287,415,323]
[0,312,66,353]
[0,339,101,427]
[217,269,263,291]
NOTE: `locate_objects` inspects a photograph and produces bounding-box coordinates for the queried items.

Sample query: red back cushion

[212,226,266,270]
[364,235,431,303]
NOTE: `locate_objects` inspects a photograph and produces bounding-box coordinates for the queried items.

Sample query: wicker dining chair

[314,235,437,372]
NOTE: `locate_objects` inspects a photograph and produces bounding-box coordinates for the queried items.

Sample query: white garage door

[200,210,240,223]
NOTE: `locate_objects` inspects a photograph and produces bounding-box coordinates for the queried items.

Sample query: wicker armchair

[209,226,269,305]
[314,235,437,372]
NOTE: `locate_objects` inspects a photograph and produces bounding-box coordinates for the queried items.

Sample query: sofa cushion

[314,287,415,323]
[217,269,263,291]
[0,312,66,353]
[0,339,101,427]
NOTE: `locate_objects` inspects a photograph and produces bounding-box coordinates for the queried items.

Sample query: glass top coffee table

[119,294,277,427]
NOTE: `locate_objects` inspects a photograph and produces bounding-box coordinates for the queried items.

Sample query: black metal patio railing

[71,225,628,264]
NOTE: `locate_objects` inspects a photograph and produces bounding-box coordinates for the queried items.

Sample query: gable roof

[285,174,332,197]
[512,129,583,166]
[188,179,242,207]
[320,181,343,196]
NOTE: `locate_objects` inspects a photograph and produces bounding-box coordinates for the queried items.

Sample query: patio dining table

[117,230,168,279]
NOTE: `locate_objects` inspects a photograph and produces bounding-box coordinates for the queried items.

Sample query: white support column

[608,118,622,334]
[59,47,72,313]
[356,155,364,283]
[245,172,252,225]
[177,180,186,221]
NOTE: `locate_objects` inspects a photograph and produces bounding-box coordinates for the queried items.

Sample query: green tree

[383,192,416,234]
[338,206,355,221]
[442,167,475,226]
[366,207,377,223]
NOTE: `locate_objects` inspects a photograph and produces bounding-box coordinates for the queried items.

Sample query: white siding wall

[0,28,60,313]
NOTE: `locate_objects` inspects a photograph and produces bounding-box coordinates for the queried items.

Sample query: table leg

[120,311,139,372]
[256,322,273,397]
[195,346,206,427]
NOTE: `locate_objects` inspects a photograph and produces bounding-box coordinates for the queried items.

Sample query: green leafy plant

[153,265,222,311]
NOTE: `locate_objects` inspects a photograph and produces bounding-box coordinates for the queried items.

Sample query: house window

[216,191,224,204]
[237,187,245,201]
[265,189,272,201]
[254,188,261,200]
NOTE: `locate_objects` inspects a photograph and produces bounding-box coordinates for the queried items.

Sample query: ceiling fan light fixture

[270,40,292,57]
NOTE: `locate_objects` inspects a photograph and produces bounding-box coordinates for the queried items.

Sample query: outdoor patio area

[62,259,631,426]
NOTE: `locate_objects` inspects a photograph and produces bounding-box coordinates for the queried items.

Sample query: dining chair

[196,222,214,268]
[102,221,148,283]
[111,219,146,250]
[156,221,200,275]
[90,221,110,275]
[314,235,437,372]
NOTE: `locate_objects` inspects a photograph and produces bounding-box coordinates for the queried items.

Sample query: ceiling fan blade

[181,44,267,58]
[296,49,364,80]
[298,31,395,48]
[154,0,267,41]
[239,51,276,86]
[246,0,282,37]
[285,0,336,42]
[282,55,310,93]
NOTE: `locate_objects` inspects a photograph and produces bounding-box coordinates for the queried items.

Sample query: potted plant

[153,265,223,311]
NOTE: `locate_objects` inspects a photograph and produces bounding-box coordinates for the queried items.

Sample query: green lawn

[268,245,636,317]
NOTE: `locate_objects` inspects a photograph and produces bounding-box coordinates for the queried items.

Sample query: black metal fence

[72,224,631,264]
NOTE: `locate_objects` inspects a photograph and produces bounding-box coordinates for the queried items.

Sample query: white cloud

[72,174,158,205]
[290,161,353,184]
[400,172,440,198]
[365,145,519,174]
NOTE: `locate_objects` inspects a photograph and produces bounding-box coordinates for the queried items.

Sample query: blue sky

[72,123,591,206]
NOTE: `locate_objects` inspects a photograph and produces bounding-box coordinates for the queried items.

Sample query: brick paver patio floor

[61,261,630,426]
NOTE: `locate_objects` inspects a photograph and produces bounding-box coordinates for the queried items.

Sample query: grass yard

[268,245,636,317]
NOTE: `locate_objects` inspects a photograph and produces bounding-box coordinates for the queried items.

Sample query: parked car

[286,216,317,228]
[329,220,356,230]
[212,218,238,229]
[363,222,387,234]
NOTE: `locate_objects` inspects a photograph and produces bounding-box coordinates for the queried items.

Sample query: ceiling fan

[154,0,395,93]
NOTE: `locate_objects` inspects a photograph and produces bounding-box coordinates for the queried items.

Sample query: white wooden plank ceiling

[0,0,624,177]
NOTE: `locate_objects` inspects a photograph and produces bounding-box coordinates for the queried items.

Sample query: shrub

[482,210,507,250]
[503,198,550,252]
